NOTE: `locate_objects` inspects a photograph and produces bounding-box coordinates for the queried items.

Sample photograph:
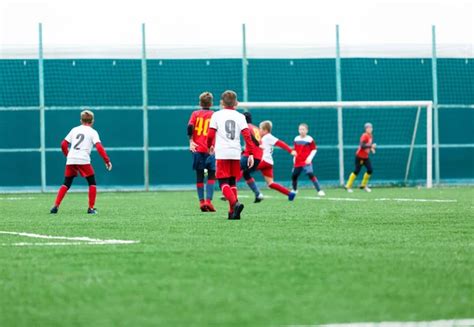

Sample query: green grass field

[0,187,473,326]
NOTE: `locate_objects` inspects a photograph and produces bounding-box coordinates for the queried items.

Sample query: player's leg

[217,160,238,218]
[291,167,302,192]
[86,174,98,214]
[304,164,325,196]
[345,157,362,192]
[241,156,263,203]
[193,153,208,211]
[261,163,296,201]
[51,165,76,213]
[360,158,373,192]
[51,177,75,213]
[204,156,216,212]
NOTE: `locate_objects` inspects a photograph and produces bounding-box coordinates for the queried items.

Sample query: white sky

[0,0,473,48]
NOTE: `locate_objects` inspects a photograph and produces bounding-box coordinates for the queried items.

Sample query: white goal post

[238,101,433,188]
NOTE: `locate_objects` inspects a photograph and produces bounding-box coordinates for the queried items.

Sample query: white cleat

[362,186,372,193]
[346,188,354,193]
[318,190,326,197]
[291,189,299,194]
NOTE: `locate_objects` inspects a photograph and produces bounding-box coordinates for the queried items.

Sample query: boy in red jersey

[240,112,265,203]
[257,120,297,200]
[291,123,325,196]
[50,110,112,214]
[345,122,376,193]
[207,90,255,220]
[187,92,216,212]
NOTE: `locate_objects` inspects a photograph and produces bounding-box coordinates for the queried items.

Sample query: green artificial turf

[0,187,473,326]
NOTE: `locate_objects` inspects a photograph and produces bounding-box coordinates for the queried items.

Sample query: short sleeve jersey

[209,109,248,160]
[64,125,101,165]
[188,109,214,153]
[261,133,279,165]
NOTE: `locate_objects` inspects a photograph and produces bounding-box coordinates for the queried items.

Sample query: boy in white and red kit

[50,110,112,214]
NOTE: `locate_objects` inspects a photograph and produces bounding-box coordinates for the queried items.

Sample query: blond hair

[299,123,309,131]
[259,120,273,133]
[81,110,94,124]
[221,90,237,107]
[199,91,213,108]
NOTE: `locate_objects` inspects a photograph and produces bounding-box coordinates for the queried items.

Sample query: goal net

[238,101,433,188]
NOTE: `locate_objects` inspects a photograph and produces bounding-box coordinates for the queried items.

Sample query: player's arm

[360,134,372,149]
[241,128,255,168]
[274,139,297,156]
[61,140,70,157]
[187,112,198,152]
[93,133,112,171]
[305,140,317,164]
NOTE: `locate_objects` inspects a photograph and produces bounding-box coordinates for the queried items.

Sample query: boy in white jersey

[50,110,112,214]
[207,90,256,220]
[257,120,297,200]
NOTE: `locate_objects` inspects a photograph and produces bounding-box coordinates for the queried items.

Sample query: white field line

[315,318,474,327]
[0,231,139,246]
[0,197,35,200]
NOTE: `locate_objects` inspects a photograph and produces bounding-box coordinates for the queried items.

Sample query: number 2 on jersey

[195,117,210,136]
[74,133,85,150]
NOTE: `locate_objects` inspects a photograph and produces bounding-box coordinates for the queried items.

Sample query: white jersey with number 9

[64,125,101,165]
[209,109,248,160]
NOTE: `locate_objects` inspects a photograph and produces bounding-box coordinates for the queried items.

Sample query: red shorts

[216,159,241,179]
[65,164,95,178]
[257,161,274,178]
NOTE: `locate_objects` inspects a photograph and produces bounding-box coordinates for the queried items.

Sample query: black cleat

[50,206,58,214]
[254,193,264,203]
[230,202,244,220]
[87,208,97,214]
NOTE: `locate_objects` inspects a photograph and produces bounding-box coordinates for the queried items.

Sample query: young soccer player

[345,122,376,193]
[291,123,325,196]
[50,110,112,214]
[240,112,265,203]
[187,92,216,212]
[207,90,256,220]
[257,120,297,200]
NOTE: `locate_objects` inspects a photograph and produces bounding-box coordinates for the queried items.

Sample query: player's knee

[367,169,373,175]
[229,177,236,187]
[86,175,96,186]
[196,170,205,183]
[207,170,216,180]
[307,173,315,180]
[63,177,74,189]
[243,171,252,181]
[353,170,360,176]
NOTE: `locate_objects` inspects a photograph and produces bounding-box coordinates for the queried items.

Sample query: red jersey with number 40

[356,132,373,159]
[243,123,263,161]
[188,109,214,153]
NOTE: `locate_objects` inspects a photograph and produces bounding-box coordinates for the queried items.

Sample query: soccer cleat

[87,208,98,214]
[205,200,216,212]
[220,196,227,201]
[318,190,326,197]
[230,202,244,220]
[346,188,354,193]
[288,191,297,201]
[361,186,372,193]
[254,193,264,203]
[50,206,58,214]
[200,202,209,212]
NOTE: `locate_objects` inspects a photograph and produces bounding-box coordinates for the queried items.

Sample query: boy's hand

[105,162,113,171]
[291,150,297,156]
[247,155,254,168]
[209,146,215,155]
[371,143,377,154]
[189,141,198,153]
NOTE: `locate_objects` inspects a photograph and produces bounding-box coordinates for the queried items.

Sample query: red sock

[54,185,68,207]
[231,186,238,200]
[269,182,290,196]
[88,185,97,209]
[221,184,237,211]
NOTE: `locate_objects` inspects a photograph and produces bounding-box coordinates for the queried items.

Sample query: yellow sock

[361,172,371,187]
[346,173,357,188]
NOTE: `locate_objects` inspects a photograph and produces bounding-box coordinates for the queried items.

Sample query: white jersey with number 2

[209,109,248,160]
[64,125,101,165]
[261,133,279,165]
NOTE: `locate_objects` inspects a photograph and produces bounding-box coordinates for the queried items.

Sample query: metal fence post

[335,25,345,186]
[242,24,249,103]
[38,23,46,192]
[431,25,440,185]
[142,23,150,191]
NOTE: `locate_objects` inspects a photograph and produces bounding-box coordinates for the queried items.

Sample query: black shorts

[354,156,372,174]
[240,156,261,173]
[192,152,216,171]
